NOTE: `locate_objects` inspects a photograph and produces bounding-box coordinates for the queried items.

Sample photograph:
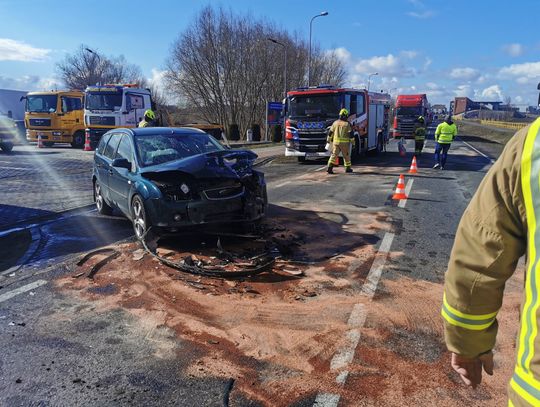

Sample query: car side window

[115,135,133,162]
[97,133,112,155]
[103,134,121,159]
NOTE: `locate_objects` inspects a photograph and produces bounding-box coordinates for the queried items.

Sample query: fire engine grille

[298,131,327,152]
[397,122,415,136]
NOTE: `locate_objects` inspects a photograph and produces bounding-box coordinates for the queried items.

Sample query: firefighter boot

[327,165,334,174]
[346,167,353,173]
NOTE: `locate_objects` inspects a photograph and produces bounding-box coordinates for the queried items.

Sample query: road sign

[267,102,283,125]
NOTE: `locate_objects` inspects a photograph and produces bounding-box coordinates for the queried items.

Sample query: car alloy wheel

[95,181,112,215]
[132,196,147,240]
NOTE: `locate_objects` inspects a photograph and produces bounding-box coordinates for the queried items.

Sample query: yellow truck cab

[24,91,86,148]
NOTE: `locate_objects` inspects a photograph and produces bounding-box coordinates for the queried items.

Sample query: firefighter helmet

[339,108,349,117]
[144,109,155,121]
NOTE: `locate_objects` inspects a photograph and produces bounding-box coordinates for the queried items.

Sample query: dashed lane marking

[0,279,48,303]
[313,181,411,406]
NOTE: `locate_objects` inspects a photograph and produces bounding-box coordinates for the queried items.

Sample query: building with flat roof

[453,97,502,115]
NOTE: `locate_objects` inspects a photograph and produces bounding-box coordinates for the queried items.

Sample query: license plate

[306,152,320,157]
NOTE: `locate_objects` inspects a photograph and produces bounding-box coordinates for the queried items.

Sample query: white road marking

[0,166,27,171]
[314,166,327,172]
[458,138,495,164]
[274,181,291,188]
[313,185,411,405]
[398,179,414,208]
[0,279,47,303]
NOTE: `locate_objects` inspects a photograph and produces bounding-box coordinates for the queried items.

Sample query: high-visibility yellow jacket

[442,119,540,406]
[138,120,151,128]
[327,119,353,144]
[435,121,457,143]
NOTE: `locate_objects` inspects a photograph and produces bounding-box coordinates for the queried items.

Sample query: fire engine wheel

[71,131,85,149]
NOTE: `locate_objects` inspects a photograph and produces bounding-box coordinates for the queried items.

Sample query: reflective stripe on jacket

[138,120,150,128]
[435,122,457,143]
[328,119,353,144]
[442,118,540,406]
[414,126,426,141]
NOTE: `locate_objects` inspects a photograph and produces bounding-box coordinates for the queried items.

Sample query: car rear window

[97,133,112,155]
[103,134,121,159]
[135,132,224,167]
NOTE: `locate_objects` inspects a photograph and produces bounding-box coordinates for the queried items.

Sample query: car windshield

[135,132,225,167]
[288,94,341,118]
[26,95,58,113]
[86,92,123,111]
[397,107,422,116]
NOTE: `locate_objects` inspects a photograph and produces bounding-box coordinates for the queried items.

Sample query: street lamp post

[308,11,328,87]
[267,38,287,98]
[84,47,101,86]
[367,72,378,92]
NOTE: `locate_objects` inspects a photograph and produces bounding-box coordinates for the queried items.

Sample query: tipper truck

[392,94,429,138]
[284,85,391,162]
[23,91,86,148]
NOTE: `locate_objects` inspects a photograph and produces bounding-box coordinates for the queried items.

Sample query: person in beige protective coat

[327,108,354,174]
[442,118,540,406]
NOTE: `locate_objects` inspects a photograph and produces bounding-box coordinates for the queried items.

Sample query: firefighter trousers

[328,142,352,168]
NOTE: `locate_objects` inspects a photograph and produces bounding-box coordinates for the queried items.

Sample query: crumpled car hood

[139,149,258,179]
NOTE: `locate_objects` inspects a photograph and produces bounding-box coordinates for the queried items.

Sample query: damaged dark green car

[93,127,268,239]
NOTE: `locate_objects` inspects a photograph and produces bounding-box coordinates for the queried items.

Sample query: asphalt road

[0,129,513,406]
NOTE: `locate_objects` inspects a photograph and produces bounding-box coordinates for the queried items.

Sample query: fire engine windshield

[397,107,422,116]
[26,95,58,113]
[288,94,341,118]
[85,91,123,111]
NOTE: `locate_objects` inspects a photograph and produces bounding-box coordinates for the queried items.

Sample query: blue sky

[1,0,539,107]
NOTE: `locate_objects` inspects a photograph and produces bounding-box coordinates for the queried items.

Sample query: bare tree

[56,45,143,90]
[165,6,345,138]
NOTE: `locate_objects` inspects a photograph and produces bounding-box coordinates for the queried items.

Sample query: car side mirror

[112,158,131,170]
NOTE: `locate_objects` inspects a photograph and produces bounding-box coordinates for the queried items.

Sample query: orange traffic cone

[37,133,44,148]
[408,156,418,174]
[83,131,93,151]
[392,174,408,200]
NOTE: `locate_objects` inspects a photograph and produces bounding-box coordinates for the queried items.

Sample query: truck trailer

[284,85,391,162]
[392,94,429,138]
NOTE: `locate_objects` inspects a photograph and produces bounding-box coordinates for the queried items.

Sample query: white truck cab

[84,84,153,148]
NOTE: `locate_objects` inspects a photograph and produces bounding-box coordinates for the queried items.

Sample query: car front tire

[131,195,150,240]
[0,142,13,153]
[95,181,113,215]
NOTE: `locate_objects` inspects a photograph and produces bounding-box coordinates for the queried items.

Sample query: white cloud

[453,84,474,98]
[502,43,524,57]
[479,85,504,101]
[353,53,417,78]
[499,61,540,84]
[407,10,435,19]
[0,38,50,62]
[331,47,352,64]
[0,74,60,91]
[515,95,524,103]
[449,67,480,81]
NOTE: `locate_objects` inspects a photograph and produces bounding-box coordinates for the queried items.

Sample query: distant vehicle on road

[22,90,86,148]
[85,84,154,149]
[283,85,391,162]
[93,127,267,239]
[0,112,18,153]
[393,94,429,138]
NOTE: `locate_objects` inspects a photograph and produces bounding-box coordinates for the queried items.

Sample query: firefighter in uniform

[327,108,354,174]
[433,115,457,169]
[414,115,426,156]
[442,117,540,405]
[138,109,156,128]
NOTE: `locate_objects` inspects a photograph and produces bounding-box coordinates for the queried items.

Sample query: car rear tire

[0,142,13,153]
[71,131,85,149]
[94,181,113,215]
[131,195,150,240]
